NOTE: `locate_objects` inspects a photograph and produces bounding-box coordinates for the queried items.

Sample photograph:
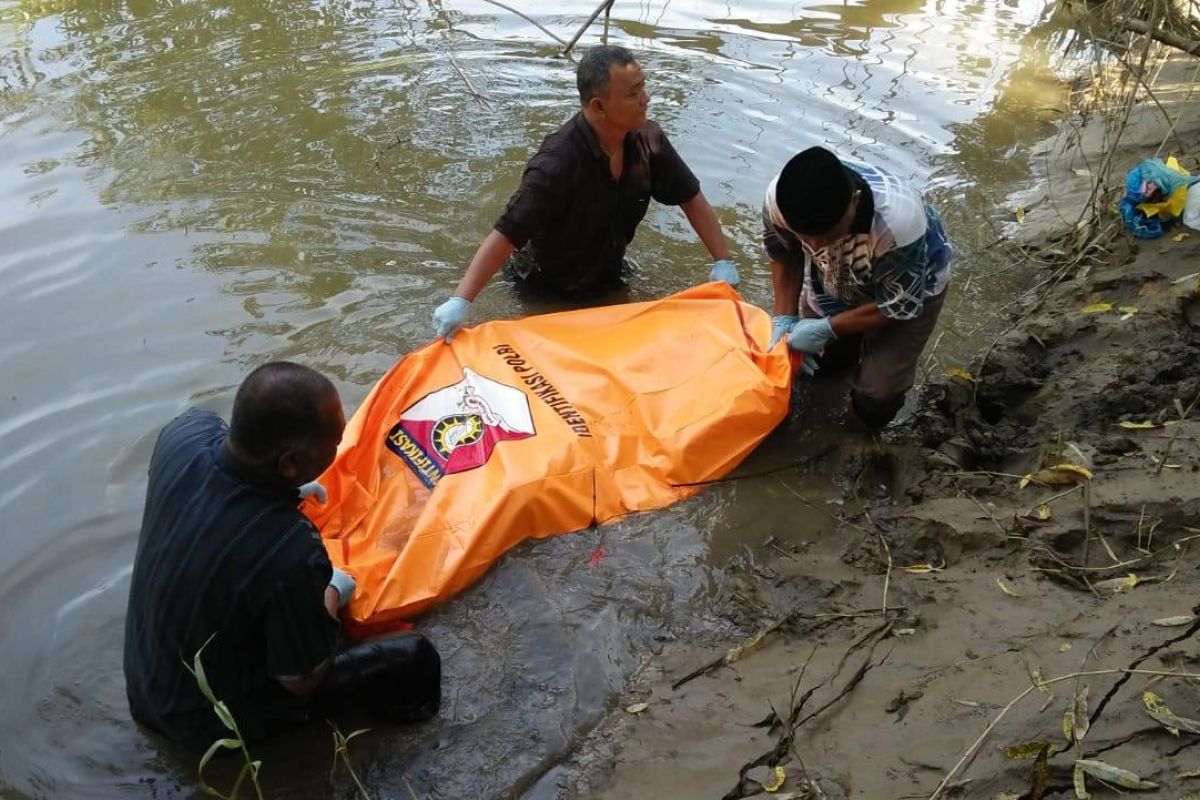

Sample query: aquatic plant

[329,722,372,800]
[184,635,265,800]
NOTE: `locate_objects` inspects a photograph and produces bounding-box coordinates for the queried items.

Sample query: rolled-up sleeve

[873,237,929,320]
[648,125,700,206]
[493,154,567,250]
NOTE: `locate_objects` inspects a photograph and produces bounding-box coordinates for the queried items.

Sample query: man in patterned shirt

[762,146,952,429]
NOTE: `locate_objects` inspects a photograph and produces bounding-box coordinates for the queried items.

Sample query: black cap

[776,147,855,235]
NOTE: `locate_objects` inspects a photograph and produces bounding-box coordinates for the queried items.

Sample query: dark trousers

[804,289,947,429]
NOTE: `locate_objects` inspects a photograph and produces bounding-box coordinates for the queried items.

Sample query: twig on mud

[1088,615,1200,729]
[1074,621,1121,741]
[1154,390,1200,475]
[1078,483,1102,597]
[872,521,894,617]
[955,485,1007,536]
[673,444,837,488]
[775,478,867,531]
[402,775,422,800]
[796,638,892,730]
[944,470,1029,481]
[912,648,1020,690]
[1082,482,1120,565]
[672,608,902,690]
[927,666,1200,800]
[722,624,892,800]
[1023,483,1083,516]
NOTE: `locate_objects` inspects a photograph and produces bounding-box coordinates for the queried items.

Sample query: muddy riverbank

[544,54,1200,800]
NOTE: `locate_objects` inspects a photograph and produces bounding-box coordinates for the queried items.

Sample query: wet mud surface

[550,156,1200,800]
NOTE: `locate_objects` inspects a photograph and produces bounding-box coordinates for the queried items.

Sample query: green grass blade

[197,737,241,798]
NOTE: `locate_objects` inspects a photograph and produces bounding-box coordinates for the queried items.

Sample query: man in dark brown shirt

[432,45,738,341]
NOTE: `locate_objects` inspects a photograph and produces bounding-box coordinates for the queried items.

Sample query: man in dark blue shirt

[124,362,439,749]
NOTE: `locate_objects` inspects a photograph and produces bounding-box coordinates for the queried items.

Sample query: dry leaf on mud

[625,702,649,714]
[1092,573,1139,594]
[1025,661,1053,699]
[1058,641,1072,652]
[1180,768,1200,780]
[945,367,974,383]
[1072,766,1089,800]
[747,765,787,792]
[1073,759,1158,792]
[1050,464,1093,480]
[1152,615,1194,626]
[1062,707,1075,741]
[1175,232,1191,242]
[1030,743,1050,799]
[1081,302,1113,314]
[902,562,944,573]
[762,765,786,792]
[1118,420,1160,429]
[726,630,765,663]
[1118,305,1139,315]
[1072,686,1090,744]
[1020,464,1093,488]
[1016,207,1026,223]
[1143,691,1200,736]
[996,577,1022,597]
[1035,504,1053,520]
[1003,739,1059,760]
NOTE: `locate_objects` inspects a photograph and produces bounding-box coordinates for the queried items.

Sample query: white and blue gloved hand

[329,567,356,610]
[433,296,471,342]
[769,314,799,349]
[787,317,837,378]
[709,259,740,287]
[298,480,327,504]
[786,317,837,355]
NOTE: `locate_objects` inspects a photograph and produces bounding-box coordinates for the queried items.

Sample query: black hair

[775,146,856,235]
[229,362,338,462]
[576,45,637,106]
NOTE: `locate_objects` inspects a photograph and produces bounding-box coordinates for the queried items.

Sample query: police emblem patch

[385,368,535,487]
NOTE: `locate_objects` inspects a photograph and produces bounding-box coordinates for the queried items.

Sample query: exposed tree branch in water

[560,0,616,58]
[1122,18,1200,56]
[446,50,493,107]
[477,0,568,46]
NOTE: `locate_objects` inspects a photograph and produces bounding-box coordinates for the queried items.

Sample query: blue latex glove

[329,567,356,610]
[433,296,471,342]
[709,259,740,287]
[786,317,837,355]
[298,480,327,504]
[769,314,799,348]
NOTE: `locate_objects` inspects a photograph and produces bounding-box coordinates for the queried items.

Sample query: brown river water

[0,1,1076,797]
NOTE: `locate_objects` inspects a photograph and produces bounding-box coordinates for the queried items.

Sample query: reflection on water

[0,0,1072,796]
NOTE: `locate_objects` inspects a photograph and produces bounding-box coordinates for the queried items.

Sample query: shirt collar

[573,112,608,162]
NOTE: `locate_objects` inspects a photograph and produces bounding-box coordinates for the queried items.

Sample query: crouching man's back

[124,364,343,749]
